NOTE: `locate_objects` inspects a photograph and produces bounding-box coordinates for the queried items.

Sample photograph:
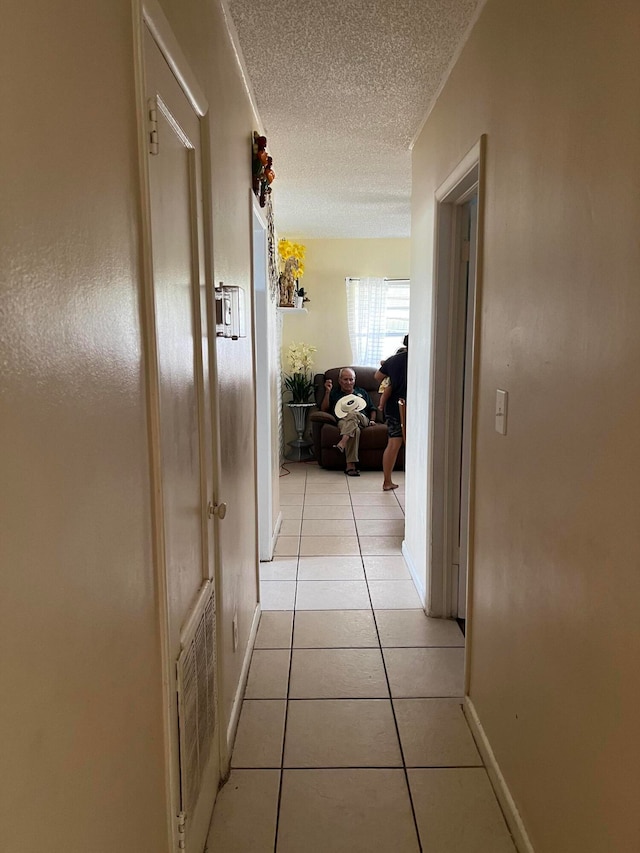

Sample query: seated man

[320,367,375,476]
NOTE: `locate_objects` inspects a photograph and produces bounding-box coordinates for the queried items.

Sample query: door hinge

[148,97,159,155]
[177,810,187,850]
[208,500,227,520]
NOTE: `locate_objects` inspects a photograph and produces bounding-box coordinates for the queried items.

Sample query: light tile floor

[207,463,516,852]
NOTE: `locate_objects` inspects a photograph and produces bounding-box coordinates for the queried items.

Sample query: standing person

[374,335,408,491]
[320,367,375,476]
[377,340,407,416]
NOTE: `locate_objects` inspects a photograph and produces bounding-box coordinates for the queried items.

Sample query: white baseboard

[224,602,261,772]
[463,697,535,853]
[401,539,426,607]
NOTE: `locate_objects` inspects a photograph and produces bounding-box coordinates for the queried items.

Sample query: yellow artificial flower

[279,239,306,261]
[278,239,294,259]
[279,238,306,279]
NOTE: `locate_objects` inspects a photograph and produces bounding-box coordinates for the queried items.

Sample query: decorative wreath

[252,132,275,207]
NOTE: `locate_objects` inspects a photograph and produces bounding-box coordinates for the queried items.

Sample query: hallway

[207,463,516,852]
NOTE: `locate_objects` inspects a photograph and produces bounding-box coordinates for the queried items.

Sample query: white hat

[335,393,367,419]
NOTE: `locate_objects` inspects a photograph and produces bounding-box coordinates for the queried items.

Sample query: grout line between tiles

[242,693,464,701]
[290,644,462,650]
[272,469,304,853]
[234,762,483,771]
[364,551,424,852]
[285,695,391,702]
[287,644,379,650]
[278,763,406,771]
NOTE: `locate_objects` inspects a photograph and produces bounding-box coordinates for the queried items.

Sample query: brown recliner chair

[309,366,405,470]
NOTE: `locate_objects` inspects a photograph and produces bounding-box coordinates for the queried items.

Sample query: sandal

[333,444,345,454]
[346,468,360,477]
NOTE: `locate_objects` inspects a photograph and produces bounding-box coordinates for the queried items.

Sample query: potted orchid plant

[283,341,317,403]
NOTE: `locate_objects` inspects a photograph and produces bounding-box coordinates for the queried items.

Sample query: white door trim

[251,193,277,561]
[140,0,208,116]
[456,198,478,619]
[132,10,175,849]
[427,136,486,642]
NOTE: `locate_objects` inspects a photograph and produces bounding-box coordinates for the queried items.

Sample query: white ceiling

[227,0,483,239]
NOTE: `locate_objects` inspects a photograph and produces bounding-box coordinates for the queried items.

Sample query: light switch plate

[495,389,508,435]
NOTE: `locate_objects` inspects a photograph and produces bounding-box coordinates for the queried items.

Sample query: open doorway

[429,138,485,629]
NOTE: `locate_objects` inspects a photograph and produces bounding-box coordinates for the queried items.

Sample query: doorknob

[207,501,227,520]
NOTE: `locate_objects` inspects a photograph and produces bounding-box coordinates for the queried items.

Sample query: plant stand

[285,403,315,461]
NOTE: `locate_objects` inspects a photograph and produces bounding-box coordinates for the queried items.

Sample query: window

[345,277,410,367]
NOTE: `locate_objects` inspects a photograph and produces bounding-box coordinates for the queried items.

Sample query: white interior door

[144,26,219,852]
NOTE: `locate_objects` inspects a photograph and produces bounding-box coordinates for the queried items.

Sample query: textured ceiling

[228,0,483,238]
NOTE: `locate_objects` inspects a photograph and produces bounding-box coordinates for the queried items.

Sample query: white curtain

[346,277,388,366]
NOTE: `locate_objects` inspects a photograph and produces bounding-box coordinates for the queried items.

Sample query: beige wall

[409,0,640,850]
[0,2,166,849]
[0,0,258,850]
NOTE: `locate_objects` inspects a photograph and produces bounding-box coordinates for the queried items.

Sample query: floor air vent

[176,581,217,816]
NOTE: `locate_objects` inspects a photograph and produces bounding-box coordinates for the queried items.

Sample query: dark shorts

[386,415,403,439]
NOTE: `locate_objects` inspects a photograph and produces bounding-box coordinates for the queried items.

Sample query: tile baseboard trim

[463,697,535,853]
[224,602,261,774]
[401,540,426,607]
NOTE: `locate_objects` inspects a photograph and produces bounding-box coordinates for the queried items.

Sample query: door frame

[427,136,485,644]
[132,2,222,848]
[251,194,281,561]
[449,197,478,620]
